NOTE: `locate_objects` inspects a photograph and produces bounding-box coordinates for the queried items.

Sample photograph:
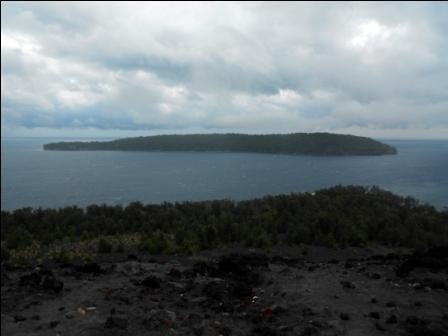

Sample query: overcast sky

[1,2,448,139]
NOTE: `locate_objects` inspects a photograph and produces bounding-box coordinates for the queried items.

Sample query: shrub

[139,232,169,254]
[254,231,271,249]
[244,235,255,248]
[83,253,94,262]
[50,248,73,264]
[321,232,338,248]
[6,228,33,250]
[178,232,200,254]
[1,241,11,262]
[301,246,309,255]
[115,241,125,253]
[98,238,113,253]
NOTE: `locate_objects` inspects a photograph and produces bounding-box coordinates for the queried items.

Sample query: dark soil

[2,245,447,336]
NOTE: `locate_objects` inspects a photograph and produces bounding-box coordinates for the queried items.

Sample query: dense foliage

[43,133,397,156]
[2,186,446,262]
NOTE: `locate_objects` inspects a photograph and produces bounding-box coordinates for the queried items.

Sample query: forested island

[43,133,397,156]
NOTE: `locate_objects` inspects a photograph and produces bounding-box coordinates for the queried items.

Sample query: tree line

[2,186,446,261]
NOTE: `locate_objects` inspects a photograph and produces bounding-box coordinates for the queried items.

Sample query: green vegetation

[98,237,113,253]
[1,186,446,266]
[43,133,397,156]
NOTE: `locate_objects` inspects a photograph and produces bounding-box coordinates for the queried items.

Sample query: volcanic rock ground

[1,245,447,336]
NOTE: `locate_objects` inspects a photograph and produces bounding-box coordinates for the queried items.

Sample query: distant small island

[43,132,397,156]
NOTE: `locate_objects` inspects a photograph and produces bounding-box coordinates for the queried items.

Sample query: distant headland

[43,132,397,156]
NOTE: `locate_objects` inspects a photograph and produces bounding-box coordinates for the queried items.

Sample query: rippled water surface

[1,138,447,210]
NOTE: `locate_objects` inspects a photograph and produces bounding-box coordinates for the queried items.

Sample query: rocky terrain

[1,245,447,336]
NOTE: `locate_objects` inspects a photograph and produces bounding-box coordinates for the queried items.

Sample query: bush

[98,238,113,253]
[321,232,338,248]
[301,246,309,255]
[254,231,271,249]
[244,235,255,248]
[6,228,33,250]
[1,242,10,262]
[115,242,125,253]
[51,248,74,264]
[178,232,200,254]
[139,232,170,254]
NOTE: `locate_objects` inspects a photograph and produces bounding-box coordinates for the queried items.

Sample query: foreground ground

[1,245,447,336]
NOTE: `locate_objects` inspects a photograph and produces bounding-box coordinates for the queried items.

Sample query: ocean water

[1,137,447,210]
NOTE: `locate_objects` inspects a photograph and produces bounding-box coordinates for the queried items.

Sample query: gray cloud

[1,2,448,138]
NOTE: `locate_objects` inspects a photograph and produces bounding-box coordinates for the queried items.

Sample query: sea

[1,138,447,211]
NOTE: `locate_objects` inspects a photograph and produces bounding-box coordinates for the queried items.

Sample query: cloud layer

[2,2,448,138]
